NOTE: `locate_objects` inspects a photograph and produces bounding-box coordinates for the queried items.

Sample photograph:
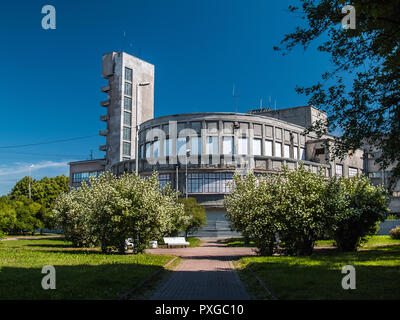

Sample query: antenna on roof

[233,84,240,113]
[274,100,277,111]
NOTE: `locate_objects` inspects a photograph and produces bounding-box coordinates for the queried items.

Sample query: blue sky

[0,0,335,195]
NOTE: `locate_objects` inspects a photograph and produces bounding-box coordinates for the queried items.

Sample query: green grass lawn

[0,238,174,300]
[187,237,202,247]
[235,236,400,300]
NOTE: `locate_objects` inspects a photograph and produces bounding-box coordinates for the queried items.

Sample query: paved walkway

[145,238,256,300]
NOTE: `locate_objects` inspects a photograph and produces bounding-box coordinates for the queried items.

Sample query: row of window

[72,171,104,183]
[335,164,358,177]
[152,173,233,194]
[123,67,133,158]
[140,137,306,160]
[141,121,306,143]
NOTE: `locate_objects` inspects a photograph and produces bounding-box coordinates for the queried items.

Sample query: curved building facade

[69,51,398,238]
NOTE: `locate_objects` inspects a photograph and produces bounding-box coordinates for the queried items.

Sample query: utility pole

[185,149,190,199]
[28,164,34,199]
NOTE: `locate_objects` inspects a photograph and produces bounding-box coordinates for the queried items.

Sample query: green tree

[177,197,206,237]
[275,0,400,180]
[325,175,389,251]
[52,172,186,254]
[224,173,282,255]
[10,175,69,230]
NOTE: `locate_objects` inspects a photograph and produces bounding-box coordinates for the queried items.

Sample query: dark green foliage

[275,0,400,182]
[324,176,388,251]
[177,197,206,237]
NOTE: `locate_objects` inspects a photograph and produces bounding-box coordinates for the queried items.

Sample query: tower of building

[100,52,155,169]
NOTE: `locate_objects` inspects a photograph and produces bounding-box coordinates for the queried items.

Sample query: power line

[0,150,87,157]
[0,135,98,149]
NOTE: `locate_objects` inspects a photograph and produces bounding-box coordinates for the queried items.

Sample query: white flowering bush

[324,176,389,251]
[224,173,283,255]
[52,172,185,254]
[225,165,390,256]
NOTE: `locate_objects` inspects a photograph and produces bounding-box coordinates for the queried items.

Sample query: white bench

[163,237,190,248]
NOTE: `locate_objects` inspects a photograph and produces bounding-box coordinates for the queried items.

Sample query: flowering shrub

[390,226,400,239]
[52,172,186,254]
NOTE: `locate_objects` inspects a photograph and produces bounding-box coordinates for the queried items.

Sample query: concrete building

[69,51,399,237]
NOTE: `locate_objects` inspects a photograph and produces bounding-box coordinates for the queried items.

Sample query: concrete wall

[100,51,155,169]
[69,159,106,188]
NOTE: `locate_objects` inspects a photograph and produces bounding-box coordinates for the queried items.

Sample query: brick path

[146,238,256,300]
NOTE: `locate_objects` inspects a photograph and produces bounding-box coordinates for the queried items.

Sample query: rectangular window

[158,173,170,188]
[140,145,144,158]
[223,137,234,155]
[191,136,201,155]
[284,144,290,158]
[123,112,131,126]
[293,146,298,159]
[124,96,132,111]
[177,137,187,156]
[221,173,234,193]
[206,136,218,155]
[253,138,262,156]
[336,164,343,176]
[123,127,131,141]
[125,67,132,82]
[164,139,172,157]
[188,173,204,193]
[300,147,306,160]
[349,167,358,177]
[122,142,131,156]
[145,143,151,158]
[238,137,248,155]
[204,173,220,193]
[124,82,132,96]
[275,142,282,157]
[265,140,273,156]
[153,140,160,158]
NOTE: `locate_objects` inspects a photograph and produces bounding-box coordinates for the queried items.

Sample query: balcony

[99,130,108,137]
[100,99,110,107]
[99,145,107,152]
[101,85,111,92]
[100,115,108,122]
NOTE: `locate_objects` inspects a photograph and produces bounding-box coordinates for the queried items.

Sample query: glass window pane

[206,136,218,155]
[284,144,290,158]
[145,143,151,158]
[253,138,261,156]
[293,146,298,159]
[265,140,273,156]
[124,82,132,96]
[153,140,160,158]
[164,139,171,157]
[123,142,131,156]
[123,127,131,141]
[124,96,132,111]
[191,136,201,155]
[124,112,131,126]
[238,138,248,155]
[275,142,282,157]
[177,138,187,156]
[223,137,234,155]
[349,167,358,177]
[336,164,343,176]
[125,67,132,82]
[300,147,306,160]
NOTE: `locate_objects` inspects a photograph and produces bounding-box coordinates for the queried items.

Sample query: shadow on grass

[238,245,400,300]
[0,262,166,300]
